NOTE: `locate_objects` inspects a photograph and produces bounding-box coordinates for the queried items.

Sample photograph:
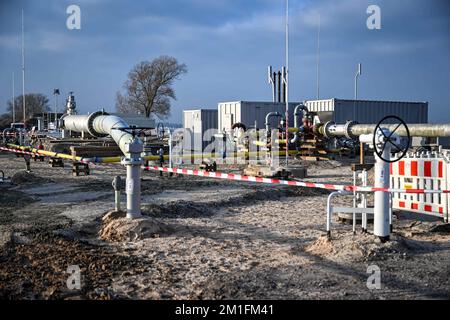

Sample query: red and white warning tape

[0,146,91,164]
[0,146,37,157]
[2,145,449,194]
[143,166,450,194]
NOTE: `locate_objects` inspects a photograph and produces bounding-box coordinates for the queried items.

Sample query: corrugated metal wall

[304,99,428,124]
[218,101,299,131]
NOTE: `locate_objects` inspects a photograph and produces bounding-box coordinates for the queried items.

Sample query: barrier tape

[143,165,450,194]
[2,146,450,194]
[0,146,91,164]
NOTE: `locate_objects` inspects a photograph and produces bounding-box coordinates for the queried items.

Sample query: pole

[353,63,361,120]
[21,9,26,125]
[55,94,57,127]
[316,15,321,100]
[285,0,289,166]
[12,72,15,123]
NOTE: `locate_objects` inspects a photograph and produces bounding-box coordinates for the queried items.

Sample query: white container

[183,109,218,152]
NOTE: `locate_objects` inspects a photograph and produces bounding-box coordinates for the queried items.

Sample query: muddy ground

[0,153,449,300]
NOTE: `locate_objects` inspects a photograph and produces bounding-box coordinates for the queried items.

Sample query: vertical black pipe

[282,68,286,103]
[273,72,277,103]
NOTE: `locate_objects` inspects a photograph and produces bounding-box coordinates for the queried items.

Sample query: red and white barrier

[0,146,91,164]
[390,153,449,221]
[143,166,450,195]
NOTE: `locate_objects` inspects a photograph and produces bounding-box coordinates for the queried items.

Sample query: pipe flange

[312,124,321,136]
[87,111,109,137]
[59,114,68,128]
[323,121,335,139]
[344,120,358,139]
[121,157,143,166]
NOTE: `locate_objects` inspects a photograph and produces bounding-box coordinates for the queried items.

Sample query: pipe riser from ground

[373,148,390,240]
[126,164,141,218]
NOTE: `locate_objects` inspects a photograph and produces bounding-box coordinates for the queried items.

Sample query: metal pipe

[8,144,84,162]
[62,112,143,218]
[374,137,391,241]
[327,190,349,239]
[277,71,281,103]
[320,122,450,138]
[361,169,368,233]
[112,176,123,212]
[293,104,308,128]
[265,111,283,134]
[282,67,286,103]
[268,66,276,103]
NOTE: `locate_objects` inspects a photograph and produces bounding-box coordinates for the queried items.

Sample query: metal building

[112,113,156,128]
[304,99,428,124]
[183,109,218,152]
[218,101,300,132]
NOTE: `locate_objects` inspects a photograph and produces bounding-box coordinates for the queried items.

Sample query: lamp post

[353,63,362,120]
[284,0,289,166]
[53,89,60,129]
[12,72,15,124]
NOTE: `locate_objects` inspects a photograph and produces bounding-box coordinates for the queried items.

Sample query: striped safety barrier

[0,146,91,164]
[391,154,449,221]
[2,145,450,202]
[143,166,450,195]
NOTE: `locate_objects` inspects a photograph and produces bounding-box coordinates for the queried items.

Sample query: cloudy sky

[0,0,449,123]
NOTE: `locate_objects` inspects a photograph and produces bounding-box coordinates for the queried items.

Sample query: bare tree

[116,56,187,119]
[6,93,50,121]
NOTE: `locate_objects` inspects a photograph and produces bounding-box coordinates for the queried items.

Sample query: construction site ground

[0,153,449,300]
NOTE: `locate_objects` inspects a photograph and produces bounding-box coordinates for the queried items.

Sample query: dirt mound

[305,235,334,255]
[99,211,171,242]
[11,171,53,185]
[304,233,433,263]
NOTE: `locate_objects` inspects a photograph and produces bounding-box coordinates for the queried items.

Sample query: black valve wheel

[373,115,410,163]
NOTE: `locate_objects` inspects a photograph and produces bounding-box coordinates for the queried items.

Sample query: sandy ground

[0,153,449,300]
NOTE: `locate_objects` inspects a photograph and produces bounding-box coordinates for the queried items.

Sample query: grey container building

[111,113,156,128]
[218,101,301,132]
[304,99,428,124]
[183,109,218,152]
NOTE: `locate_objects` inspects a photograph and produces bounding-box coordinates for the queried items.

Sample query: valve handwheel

[373,115,410,163]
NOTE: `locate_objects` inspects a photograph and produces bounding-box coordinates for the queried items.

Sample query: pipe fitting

[265,111,283,135]
[293,104,308,128]
[87,111,109,137]
[344,120,358,139]
[322,121,336,139]
[112,175,124,191]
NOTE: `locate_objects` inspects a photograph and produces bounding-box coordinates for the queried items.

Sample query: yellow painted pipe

[7,144,298,164]
[252,141,267,147]
[7,144,83,161]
